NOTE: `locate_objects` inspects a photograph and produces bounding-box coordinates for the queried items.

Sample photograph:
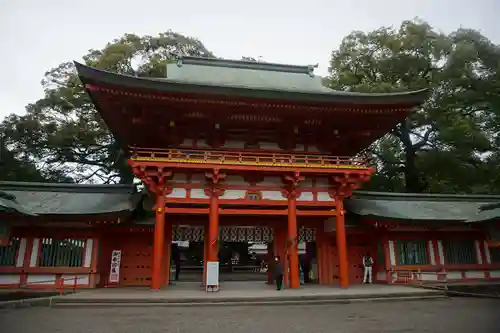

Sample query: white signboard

[205,261,219,292]
[109,250,122,284]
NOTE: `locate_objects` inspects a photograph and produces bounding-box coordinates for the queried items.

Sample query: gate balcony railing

[129,148,369,169]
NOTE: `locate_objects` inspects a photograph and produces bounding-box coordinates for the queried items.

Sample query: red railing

[16,275,91,296]
[130,147,368,168]
[390,269,449,290]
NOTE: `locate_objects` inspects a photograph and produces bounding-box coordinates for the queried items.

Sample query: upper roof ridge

[176,55,318,76]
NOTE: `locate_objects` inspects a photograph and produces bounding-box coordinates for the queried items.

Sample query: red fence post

[59,278,64,296]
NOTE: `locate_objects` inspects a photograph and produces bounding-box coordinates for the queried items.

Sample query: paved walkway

[60,282,441,302]
[1,298,498,333]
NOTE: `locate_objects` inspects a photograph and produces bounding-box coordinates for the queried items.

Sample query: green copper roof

[0,182,139,216]
[466,202,500,222]
[75,57,428,105]
[346,191,500,222]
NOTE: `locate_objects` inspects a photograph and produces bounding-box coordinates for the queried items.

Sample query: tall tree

[326,20,500,193]
[1,31,215,184]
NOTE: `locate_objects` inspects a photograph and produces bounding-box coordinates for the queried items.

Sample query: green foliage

[326,19,500,193]
[1,31,215,184]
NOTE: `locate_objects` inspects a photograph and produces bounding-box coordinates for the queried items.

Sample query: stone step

[51,295,448,308]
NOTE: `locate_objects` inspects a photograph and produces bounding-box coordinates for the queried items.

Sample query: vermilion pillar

[202,224,209,287]
[208,190,220,262]
[287,191,300,289]
[152,191,166,290]
[164,222,172,285]
[335,199,349,288]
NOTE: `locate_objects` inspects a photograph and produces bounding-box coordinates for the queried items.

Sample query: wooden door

[120,234,153,286]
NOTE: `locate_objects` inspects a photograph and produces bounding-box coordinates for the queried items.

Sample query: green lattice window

[443,239,476,265]
[0,237,20,266]
[377,241,385,267]
[39,238,86,267]
[395,240,429,265]
[489,247,500,263]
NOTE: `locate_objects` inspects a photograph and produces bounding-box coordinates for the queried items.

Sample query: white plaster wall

[0,274,21,285]
[190,189,209,199]
[474,240,483,264]
[293,144,305,151]
[27,274,56,285]
[315,177,330,188]
[197,140,210,148]
[464,271,485,279]
[62,274,89,285]
[437,241,445,265]
[29,238,40,267]
[428,240,436,266]
[261,191,286,200]
[222,140,245,149]
[388,241,396,266]
[298,178,313,187]
[489,270,500,278]
[420,273,439,281]
[259,176,282,186]
[446,271,462,280]
[190,174,206,184]
[317,192,334,201]
[171,173,188,183]
[259,141,280,150]
[83,239,93,268]
[179,138,194,147]
[224,175,247,185]
[297,192,314,201]
[483,241,491,264]
[15,238,27,267]
[220,190,247,200]
[166,188,187,198]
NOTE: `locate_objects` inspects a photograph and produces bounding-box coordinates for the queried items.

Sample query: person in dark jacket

[273,255,284,291]
[172,243,181,281]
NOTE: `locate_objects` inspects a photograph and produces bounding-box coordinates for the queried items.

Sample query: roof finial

[307,64,319,77]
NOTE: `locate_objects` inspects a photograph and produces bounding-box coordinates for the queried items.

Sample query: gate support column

[208,190,220,262]
[335,199,349,288]
[152,188,166,290]
[287,190,300,289]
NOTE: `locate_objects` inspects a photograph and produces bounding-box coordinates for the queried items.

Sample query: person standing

[362,253,374,284]
[273,256,284,291]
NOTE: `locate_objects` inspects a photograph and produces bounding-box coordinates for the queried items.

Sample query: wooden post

[152,190,166,290]
[208,191,220,262]
[335,199,349,288]
[267,241,274,284]
[287,190,300,289]
[202,225,209,287]
[164,221,172,285]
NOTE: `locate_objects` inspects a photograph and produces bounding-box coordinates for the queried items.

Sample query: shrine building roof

[75,56,428,105]
[0,182,139,216]
[345,191,500,223]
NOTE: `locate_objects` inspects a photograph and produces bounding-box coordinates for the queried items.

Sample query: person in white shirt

[362,253,374,284]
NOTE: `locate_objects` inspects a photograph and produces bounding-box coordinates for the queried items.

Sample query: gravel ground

[0,298,499,333]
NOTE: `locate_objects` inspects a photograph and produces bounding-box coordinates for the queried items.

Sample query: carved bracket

[131,165,172,195]
[205,168,226,185]
[331,172,371,199]
[283,172,305,198]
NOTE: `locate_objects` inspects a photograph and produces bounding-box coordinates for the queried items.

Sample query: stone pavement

[55,281,443,304]
[1,297,498,333]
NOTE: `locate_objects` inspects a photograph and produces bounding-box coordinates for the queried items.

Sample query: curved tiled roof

[74,57,428,105]
[0,182,139,216]
[346,191,500,222]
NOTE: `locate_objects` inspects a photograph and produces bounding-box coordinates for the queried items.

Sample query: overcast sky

[1,0,499,119]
